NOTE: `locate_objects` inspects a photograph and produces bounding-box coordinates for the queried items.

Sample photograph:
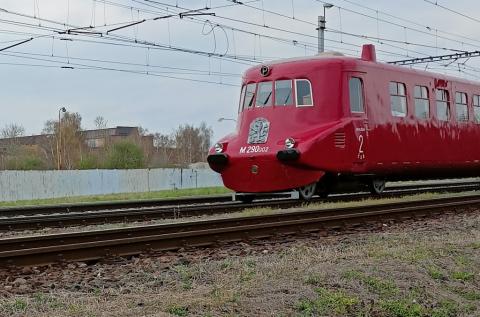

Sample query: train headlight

[284,138,296,149]
[214,143,224,153]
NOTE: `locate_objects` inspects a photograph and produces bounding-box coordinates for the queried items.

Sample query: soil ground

[0,210,479,317]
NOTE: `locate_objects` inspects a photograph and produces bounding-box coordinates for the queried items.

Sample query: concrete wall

[0,169,223,202]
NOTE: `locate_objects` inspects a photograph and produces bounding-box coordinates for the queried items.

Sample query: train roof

[245,45,480,87]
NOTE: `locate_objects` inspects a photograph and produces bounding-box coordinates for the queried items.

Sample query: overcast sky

[1,0,479,141]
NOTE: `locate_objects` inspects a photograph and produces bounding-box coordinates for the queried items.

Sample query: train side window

[243,83,257,109]
[349,77,364,113]
[238,85,246,113]
[255,81,273,107]
[414,85,429,119]
[275,80,293,106]
[389,82,407,117]
[436,89,450,121]
[455,92,468,122]
[295,79,313,106]
[473,95,480,123]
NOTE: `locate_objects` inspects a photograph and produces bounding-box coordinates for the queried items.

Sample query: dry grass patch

[1,211,479,316]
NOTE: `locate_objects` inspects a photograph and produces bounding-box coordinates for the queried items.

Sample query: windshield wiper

[283,91,291,105]
[263,92,272,105]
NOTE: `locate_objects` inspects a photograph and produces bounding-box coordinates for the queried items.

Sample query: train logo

[247,118,270,144]
[260,65,270,76]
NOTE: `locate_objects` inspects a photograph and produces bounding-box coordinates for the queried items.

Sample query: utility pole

[318,3,334,53]
[57,106,66,170]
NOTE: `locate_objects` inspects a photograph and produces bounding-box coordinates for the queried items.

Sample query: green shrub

[78,155,98,169]
[105,141,144,169]
[6,156,45,170]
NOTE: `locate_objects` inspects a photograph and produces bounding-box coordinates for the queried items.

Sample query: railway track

[0,193,479,267]
[0,181,478,232]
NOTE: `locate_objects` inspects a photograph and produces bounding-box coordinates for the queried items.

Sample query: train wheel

[315,173,335,198]
[315,181,330,198]
[298,182,317,200]
[369,178,386,195]
[238,194,255,203]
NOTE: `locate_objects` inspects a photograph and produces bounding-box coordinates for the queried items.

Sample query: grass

[296,287,359,316]
[426,265,445,280]
[430,300,460,317]
[173,264,194,290]
[379,300,425,317]
[451,271,475,281]
[1,201,479,316]
[449,286,480,300]
[343,270,399,296]
[167,304,188,317]
[233,190,480,220]
[0,186,230,208]
[1,299,28,315]
[304,273,323,286]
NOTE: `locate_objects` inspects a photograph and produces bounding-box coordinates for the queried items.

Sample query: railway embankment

[0,199,479,316]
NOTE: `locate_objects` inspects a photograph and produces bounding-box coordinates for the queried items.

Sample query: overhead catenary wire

[0,2,448,71]
[423,0,480,24]
[94,0,435,62]
[1,0,480,84]
[335,0,480,47]
[223,0,480,54]
[0,50,240,86]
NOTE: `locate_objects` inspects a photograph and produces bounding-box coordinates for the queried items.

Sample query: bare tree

[199,121,213,158]
[152,132,175,166]
[41,112,84,169]
[94,116,108,129]
[0,123,26,169]
[173,122,213,166]
[1,123,25,139]
[138,126,149,136]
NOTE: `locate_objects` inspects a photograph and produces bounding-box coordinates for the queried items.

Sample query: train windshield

[275,80,293,106]
[256,82,273,107]
[296,80,313,106]
[239,78,313,111]
[243,83,257,109]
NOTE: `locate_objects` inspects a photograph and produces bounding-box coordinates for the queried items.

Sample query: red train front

[208,48,369,200]
[208,44,480,200]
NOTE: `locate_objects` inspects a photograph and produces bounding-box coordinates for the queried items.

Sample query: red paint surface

[209,45,480,193]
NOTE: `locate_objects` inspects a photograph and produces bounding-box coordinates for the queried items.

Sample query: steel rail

[0,181,477,218]
[0,193,478,267]
[0,194,234,218]
[0,182,478,232]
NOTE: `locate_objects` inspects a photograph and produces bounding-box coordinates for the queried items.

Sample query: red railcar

[208,44,480,200]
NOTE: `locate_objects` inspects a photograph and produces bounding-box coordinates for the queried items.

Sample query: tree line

[0,113,213,170]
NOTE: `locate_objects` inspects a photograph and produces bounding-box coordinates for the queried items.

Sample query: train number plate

[239,145,269,154]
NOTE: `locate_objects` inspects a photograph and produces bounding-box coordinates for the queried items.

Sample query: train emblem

[247,118,270,144]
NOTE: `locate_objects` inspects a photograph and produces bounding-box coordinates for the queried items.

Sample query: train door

[347,73,370,172]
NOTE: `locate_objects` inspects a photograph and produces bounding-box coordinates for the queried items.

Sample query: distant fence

[0,168,223,202]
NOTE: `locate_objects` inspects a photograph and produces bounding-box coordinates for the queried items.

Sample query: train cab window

[473,95,480,123]
[295,79,313,106]
[349,77,364,113]
[436,89,450,121]
[455,92,468,122]
[275,80,293,106]
[255,81,273,107]
[243,83,257,109]
[238,85,246,113]
[389,82,407,117]
[414,86,429,119]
